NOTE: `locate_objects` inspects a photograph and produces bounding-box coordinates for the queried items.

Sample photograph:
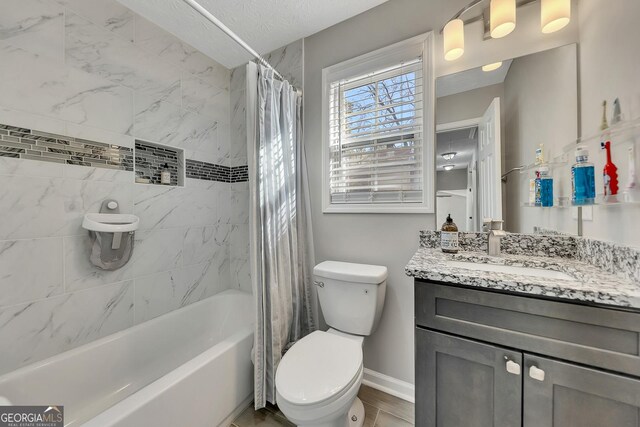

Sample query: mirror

[435,44,579,234]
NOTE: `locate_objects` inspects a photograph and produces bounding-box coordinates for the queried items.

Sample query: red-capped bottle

[602,140,618,196]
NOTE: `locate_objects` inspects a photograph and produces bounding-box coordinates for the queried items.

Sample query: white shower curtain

[247,64,316,409]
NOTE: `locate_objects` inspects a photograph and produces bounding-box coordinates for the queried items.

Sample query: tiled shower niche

[134,140,184,186]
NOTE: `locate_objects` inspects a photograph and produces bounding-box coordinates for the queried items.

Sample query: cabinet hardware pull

[529,365,546,381]
[314,281,324,288]
[505,359,521,375]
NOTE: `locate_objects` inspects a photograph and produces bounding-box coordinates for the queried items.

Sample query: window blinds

[328,58,424,204]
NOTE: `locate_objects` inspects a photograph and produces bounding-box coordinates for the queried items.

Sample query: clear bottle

[440,214,459,254]
[571,147,595,205]
[161,163,171,185]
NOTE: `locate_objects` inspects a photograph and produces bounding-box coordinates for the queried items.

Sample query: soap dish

[82,213,139,233]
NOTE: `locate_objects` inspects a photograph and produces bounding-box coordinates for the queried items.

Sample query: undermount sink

[447,261,575,281]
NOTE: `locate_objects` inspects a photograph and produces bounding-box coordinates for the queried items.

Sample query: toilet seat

[275,330,363,407]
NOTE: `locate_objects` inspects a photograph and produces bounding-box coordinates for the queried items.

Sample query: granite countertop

[406,247,640,309]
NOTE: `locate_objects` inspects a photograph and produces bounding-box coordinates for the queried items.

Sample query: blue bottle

[536,166,554,207]
[571,147,596,205]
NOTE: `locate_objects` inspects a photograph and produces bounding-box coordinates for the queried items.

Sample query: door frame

[436,118,482,231]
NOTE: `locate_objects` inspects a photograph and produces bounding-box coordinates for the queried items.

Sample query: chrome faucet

[484,219,506,256]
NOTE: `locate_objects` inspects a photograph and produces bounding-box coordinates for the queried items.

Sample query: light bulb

[443,164,455,171]
[541,0,571,34]
[441,152,457,160]
[490,0,516,38]
[443,19,464,61]
[482,62,503,72]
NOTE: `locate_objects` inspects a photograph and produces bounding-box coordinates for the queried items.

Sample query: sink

[447,261,575,281]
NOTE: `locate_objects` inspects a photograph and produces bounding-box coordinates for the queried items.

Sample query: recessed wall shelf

[134,140,184,186]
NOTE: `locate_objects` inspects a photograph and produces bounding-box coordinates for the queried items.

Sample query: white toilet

[275,261,387,427]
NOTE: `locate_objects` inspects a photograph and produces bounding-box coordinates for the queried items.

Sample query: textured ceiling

[436,127,478,171]
[118,0,389,69]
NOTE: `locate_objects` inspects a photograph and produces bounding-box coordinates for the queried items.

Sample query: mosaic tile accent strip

[186,159,231,182]
[0,123,133,169]
[231,165,249,183]
[185,160,249,183]
[135,141,179,185]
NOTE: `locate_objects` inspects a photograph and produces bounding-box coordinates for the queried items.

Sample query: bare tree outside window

[334,71,421,196]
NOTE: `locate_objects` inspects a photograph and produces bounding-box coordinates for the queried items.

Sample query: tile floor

[232,385,414,427]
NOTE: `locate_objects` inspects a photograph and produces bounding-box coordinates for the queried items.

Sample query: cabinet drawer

[416,281,640,377]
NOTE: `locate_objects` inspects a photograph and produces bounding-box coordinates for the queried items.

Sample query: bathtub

[0,289,254,427]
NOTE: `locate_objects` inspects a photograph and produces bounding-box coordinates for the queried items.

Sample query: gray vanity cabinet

[416,329,522,427]
[523,355,640,427]
[415,280,640,427]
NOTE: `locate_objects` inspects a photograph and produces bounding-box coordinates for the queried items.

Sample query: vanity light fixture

[490,0,517,38]
[442,152,457,160]
[482,61,503,72]
[443,164,455,171]
[541,0,571,33]
[443,19,465,61]
[441,0,569,62]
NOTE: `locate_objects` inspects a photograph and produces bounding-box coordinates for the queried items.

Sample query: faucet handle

[490,220,504,231]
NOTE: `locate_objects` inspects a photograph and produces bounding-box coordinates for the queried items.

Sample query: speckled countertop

[406,246,640,309]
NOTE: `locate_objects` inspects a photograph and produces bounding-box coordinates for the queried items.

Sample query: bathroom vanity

[407,231,640,427]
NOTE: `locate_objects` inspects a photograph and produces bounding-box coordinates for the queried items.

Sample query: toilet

[275,261,388,427]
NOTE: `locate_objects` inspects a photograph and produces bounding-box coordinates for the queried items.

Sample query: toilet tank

[313,261,387,336]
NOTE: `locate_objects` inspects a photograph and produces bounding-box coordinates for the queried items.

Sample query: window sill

[323,204,434,214]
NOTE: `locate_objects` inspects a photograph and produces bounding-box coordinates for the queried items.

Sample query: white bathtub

[0,289,254,427]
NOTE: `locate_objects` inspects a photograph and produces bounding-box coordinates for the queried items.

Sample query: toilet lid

[275,331,363,406]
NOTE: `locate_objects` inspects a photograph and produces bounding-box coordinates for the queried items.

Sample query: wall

[0,0,247,375]
[578,0,640,247]
[304,0,580,387]
[436,169,468,191]
[229,39,304,294]
[503,45,578,234]
[436,83,504,126]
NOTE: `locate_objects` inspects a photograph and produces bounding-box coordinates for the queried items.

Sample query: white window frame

[321,32,435,214]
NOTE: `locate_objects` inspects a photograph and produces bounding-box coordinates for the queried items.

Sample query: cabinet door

[524,354,640,427]
[416,329,522,427]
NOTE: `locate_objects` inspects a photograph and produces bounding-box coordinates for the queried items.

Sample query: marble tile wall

[228,39,304,293]
[0,0,251,375]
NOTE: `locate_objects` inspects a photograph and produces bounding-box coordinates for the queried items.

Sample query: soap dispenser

[440,214,459,254]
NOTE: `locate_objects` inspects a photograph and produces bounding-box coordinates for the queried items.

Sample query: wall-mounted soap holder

[82,200,139,271]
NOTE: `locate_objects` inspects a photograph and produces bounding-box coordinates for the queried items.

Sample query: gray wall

[503,45,578,235]
[304,0,579,386]
[436,84,504,126]
[437,169,468,191]
[578,0,640,246]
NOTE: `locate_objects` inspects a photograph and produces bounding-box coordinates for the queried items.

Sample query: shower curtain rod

[181,0,287,82]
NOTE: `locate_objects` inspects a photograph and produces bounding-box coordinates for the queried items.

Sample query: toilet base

[348,398,365,427]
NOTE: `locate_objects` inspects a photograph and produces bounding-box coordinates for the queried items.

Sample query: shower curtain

[247,63,316,409]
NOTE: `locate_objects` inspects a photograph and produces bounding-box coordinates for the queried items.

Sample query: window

[322,33,434,213]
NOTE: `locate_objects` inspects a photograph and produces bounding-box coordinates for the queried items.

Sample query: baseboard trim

[362,368,415,403]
